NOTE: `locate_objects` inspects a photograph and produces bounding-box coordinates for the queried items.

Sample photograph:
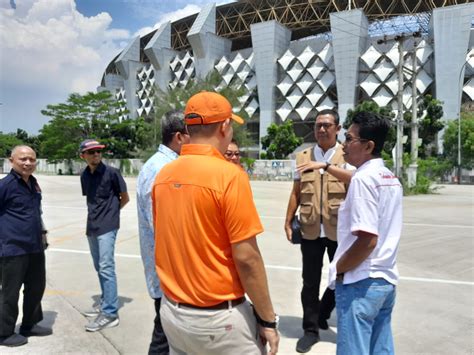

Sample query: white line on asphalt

[48,248,140,259]
[403,222,472,229]
[48,248,474,286]
[397,276,474,286]
[42,207,473,230]
[259,216,472,229]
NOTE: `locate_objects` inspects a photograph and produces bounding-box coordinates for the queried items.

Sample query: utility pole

[378,32,422,179]
[395,35,405,178]
[407,43,418,187]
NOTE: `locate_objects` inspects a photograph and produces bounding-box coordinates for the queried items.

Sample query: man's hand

[259,326,280,355]
[284,222,293,243]
[296,161,325,174]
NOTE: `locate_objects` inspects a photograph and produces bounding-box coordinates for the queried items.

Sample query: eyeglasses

[315,123,336,130]
[225,151,240,158]
[344,135,368,144]
[85,150,102,155]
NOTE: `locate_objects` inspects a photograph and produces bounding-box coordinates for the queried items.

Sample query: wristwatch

[324,162,331,171]
[253,308,279,329]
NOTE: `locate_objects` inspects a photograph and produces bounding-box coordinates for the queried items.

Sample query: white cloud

[0,0,131,133]
[133,4,201,38]
[131,1,237,38]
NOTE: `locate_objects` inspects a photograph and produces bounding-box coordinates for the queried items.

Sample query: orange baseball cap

[184,91,244,125]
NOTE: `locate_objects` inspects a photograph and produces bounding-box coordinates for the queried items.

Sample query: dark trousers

[301,237,337,333]
[148,298,169,355]
[0,252,46,337]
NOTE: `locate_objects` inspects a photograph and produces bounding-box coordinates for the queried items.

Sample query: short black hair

[352,111,391,156]
[316,109,339,125]
[161,110,186,146]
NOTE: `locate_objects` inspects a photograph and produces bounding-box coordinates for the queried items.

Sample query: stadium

[98,0,474,152]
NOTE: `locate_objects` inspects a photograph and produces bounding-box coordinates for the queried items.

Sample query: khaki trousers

[161,296,266,355]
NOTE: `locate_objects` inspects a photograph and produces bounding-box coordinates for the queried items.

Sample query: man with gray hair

[137,110,190,354]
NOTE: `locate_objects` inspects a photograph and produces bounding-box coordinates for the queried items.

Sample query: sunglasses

[315,123,336,130]
[225,151,240,158]
[85,150,102,155]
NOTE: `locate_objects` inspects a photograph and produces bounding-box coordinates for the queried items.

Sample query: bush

[401,154,452,195]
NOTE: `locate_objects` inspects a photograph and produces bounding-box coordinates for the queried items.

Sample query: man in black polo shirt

[0,145,52,347]
[79,139,129,332]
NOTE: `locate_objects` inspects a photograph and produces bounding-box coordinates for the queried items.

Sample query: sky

[0,0,234,134]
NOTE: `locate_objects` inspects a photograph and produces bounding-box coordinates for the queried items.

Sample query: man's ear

[175,132,187,145]
[366,140,375,155]
[220,119,231,135]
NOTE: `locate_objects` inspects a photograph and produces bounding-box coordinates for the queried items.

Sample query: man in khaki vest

[284,109,353,353]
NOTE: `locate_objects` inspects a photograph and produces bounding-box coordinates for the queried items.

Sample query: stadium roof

[105,0,472,76]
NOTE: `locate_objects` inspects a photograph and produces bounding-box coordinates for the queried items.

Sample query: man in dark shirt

[79,139,129,332]
[0,146,52,347]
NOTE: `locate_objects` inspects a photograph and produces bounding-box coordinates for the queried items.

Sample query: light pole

[457,53,474,184]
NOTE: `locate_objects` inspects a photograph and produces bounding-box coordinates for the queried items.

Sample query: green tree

[261,120,303,159]
[404,94,444,158]
[443,112,474,169]
[39,91,148,161]
[0,132,24,157]
[345,100,396,155]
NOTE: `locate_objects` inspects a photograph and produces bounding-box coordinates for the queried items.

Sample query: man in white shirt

[328,111,402,355]
[284,110,353,353]
[137,110,190,354]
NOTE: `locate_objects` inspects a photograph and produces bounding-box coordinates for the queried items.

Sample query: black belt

[167,296,246,310]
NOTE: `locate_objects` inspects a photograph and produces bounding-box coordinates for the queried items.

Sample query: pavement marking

[49,248,141,259]
[43,207,474,230]
[397,276,474,286]
[48,248,474,286]
[403,222,472,229]
[259,215,472,229]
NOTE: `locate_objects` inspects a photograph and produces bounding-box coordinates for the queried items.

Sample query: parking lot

[2,175,473,354]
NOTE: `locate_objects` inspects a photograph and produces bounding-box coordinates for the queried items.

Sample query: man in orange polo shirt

[152,91,280,355]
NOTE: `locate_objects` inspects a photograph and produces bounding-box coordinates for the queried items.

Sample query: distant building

[98,1,474,153]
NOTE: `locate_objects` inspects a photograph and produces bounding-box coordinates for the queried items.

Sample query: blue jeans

[336,278,396,355]
[87,230,118,316]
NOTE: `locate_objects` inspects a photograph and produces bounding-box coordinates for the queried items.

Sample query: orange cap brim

[231,113,244,125]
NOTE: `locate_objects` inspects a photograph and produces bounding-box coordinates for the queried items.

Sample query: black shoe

[318,318,329,330]
[19,324,53,337]
[0,333,28,347]
[296,332,320,353]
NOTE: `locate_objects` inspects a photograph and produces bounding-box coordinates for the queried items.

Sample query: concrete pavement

[1,175,473,354]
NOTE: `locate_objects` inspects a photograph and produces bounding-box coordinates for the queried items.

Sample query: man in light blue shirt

[137,110,189,354]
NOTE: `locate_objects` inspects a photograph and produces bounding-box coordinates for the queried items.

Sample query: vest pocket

[301,171,317,182]
[328,177,345,194]
[328,203,341,226]
[300,202,317,224]
[300,182,314,194]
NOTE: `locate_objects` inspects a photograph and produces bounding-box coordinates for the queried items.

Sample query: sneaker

[20,324,53,337]
[0,333,28,347]
[85,313,119,332]
[83,304,101,318]
[296,331,320,353]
